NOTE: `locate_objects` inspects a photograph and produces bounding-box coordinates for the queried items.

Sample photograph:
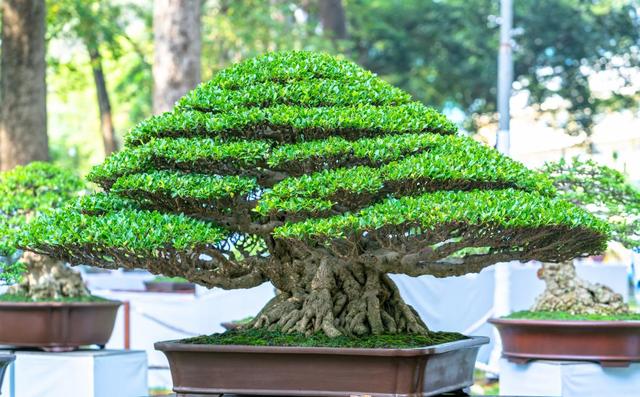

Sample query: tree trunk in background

[152,0,201,114]
[532,261,629,315]
[0,0,49,170]
[319,0,347,41]
[89,48,118,156]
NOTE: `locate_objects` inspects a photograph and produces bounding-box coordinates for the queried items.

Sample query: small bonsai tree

[532,158,640,315]
[23,52,608,336]
[0,162,89,300]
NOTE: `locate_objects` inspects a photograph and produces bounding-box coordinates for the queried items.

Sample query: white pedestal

[0,349,147,397]
[500,358,640,397]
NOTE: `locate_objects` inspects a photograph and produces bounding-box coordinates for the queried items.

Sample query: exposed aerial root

[533,261,629,315]
[8,252,89,300]
[250,259,429,337]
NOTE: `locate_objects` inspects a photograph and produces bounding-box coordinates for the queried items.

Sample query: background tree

[532,158,640,315]
[0,0,49,170]
[319,0,347,43]
[153,0,202,114]
[0,163,87,299]
[23,52,608,337]
[48,0,132,156]
[347,0,640,134]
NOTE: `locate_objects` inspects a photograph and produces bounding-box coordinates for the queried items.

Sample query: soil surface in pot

[0,293,111,303]
[507,310,640,321]
[181,328,468,348]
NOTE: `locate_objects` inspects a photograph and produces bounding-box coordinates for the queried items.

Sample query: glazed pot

[0,301,121,352]
[143,281,195,293]
[490,317,640,367]
[156,336,489,397]
[0,355,14,394]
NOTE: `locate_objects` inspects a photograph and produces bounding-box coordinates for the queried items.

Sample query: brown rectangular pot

[0,301,121,351]
[156,336,488,396]
[490,318,640,367]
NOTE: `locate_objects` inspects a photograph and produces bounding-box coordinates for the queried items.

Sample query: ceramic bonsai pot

[0,354,15,393]
[144,281,196,293]
[156,335,489,397]
[0,301,121,351]
[490,318,640,367]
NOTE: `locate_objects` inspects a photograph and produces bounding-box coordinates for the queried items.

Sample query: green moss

[182,328,467,348]
[506,310,640,321]
[230,316,254,325]
[150,276,190,283]
[0,293,112,303]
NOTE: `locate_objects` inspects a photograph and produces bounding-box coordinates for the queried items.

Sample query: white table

[499,358,640,397]
[0,349,147,397]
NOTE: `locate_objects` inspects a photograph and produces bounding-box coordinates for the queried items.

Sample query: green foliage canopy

[23,51,609,288]
[0,162,85,283]
[543,158,640,249]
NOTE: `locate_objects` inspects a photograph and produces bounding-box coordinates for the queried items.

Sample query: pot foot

[506,356,531,365]
[42,346,76,353]
[176,394,221,397]
[600,360,631,368]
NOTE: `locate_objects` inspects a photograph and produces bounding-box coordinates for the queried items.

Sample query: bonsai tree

[22,51,608,337]
[0,162,89,300]
[531,158,640,315]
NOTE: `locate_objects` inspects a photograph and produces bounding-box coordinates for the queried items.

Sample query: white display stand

[499,358,640,397]
[0,349,147,397]
[94,282,275,389]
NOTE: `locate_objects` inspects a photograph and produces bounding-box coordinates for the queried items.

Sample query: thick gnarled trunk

[533,261,628,315]
[253,259,428,337]
[8,252,89,300]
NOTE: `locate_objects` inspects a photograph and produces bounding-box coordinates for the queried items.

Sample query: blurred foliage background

[6,0,639,174]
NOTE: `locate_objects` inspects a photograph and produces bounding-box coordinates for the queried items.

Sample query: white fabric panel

[93,282,275,388]
[82,270,154,291]
[0,350,147,397]
[500,358,640,397]
[391,266,496,363]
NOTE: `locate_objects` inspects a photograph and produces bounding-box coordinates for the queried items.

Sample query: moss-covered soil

[182,328,467,348]
[506,310,640,321]
[0,293,112,303]
[149,276,190,283]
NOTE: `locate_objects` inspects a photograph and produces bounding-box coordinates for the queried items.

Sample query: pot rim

[0,354,15,362]
[489,317,640,327]
[0,300,122,308]
[155,335,489,357]
[144,281,195,285]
